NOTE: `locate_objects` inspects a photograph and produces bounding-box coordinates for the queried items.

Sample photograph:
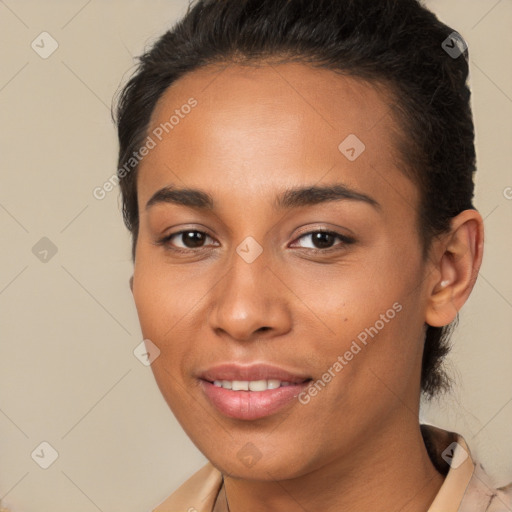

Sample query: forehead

[138,62,416,214]
[151,61,392,127]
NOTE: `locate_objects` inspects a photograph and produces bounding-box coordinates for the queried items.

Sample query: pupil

[184,231,204,248]
[180,232,335,249]
[313,232,334,249]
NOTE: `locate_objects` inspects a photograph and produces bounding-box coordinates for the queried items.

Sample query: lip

[198,363,312,420]
[199,363,311,384]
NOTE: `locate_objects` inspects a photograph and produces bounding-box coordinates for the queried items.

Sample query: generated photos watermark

[298,302,403,405]
[93,97,198,200]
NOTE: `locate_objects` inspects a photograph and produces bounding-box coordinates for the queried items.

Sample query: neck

[223,418,445,512]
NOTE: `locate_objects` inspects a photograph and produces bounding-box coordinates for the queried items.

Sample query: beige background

[0,0,510,511]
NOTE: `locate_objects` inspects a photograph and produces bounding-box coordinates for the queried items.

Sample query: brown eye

[178,231,208,248]
[310,232,337,249]
[292,230,354,250]
[160,230,216,250]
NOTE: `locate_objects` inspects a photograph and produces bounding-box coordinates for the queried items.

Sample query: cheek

[289,248,425,394]
[132,268,167,337]
[132,262,186,381]
[131,256,211,376]
[285,252,408,338]
[131,266,191,408]
[132,253,196,335]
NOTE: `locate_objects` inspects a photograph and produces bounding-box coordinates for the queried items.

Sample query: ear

[425,209,484,327]
[129,275,134,293]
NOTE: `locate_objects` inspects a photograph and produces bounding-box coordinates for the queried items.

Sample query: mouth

[199,362,311,384]
[198,363,313,420]
[209,378,303,391]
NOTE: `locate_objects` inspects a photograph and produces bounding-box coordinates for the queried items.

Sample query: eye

[156,228,355,253]
[157,230,217,251]
[290,230,355,251]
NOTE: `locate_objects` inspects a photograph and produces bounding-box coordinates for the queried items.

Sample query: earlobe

[425,209,484,328]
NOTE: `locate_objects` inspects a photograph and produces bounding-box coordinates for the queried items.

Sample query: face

[132,62,435,479]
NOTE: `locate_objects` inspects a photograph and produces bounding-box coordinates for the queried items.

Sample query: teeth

[212,379,293,391]
[249,380,267,391]
[232,380,249,391]
[267,379,281,389]
[221,380,232,389]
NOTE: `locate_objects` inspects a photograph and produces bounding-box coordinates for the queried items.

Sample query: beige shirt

[154,424,512,512]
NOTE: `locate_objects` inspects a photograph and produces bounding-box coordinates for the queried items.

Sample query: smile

[212,379,293,391]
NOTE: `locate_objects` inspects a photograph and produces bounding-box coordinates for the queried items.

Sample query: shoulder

[463,462,512,512]
[153,462,223,512]
[421,423,512,512]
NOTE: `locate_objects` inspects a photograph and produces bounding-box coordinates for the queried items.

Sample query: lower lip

[200,380,310,420]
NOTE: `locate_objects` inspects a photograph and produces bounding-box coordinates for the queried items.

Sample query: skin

[130,62,484,512]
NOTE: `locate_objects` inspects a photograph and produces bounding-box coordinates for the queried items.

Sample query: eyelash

[155,228,355,254]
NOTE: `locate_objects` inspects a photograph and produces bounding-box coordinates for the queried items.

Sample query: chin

[202,441,316,481]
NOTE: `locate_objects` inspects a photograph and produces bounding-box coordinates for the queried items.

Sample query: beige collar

[426,430,475,512]
[154,425,480,512]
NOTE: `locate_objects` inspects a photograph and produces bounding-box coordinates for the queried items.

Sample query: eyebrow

[145,183,380,211]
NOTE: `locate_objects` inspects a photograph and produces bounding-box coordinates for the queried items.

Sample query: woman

[114,0,511,510]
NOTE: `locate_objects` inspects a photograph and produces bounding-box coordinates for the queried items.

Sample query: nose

[208,247,292,343]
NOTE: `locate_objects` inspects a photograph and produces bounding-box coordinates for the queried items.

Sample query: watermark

[504,186,512,200]
[31,441,59,469]
[133,339,160,366]
[93,97,198,200]
[31,31,59,59]
[237,442,263,468]
[441,31,467,59]
[338,133,366,161]
[236,236,263,263]
[441,441,468,469]
[32,236,58,263]
[298,302,403,405]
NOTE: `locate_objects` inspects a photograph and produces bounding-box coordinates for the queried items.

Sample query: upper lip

[199,363,311,384]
